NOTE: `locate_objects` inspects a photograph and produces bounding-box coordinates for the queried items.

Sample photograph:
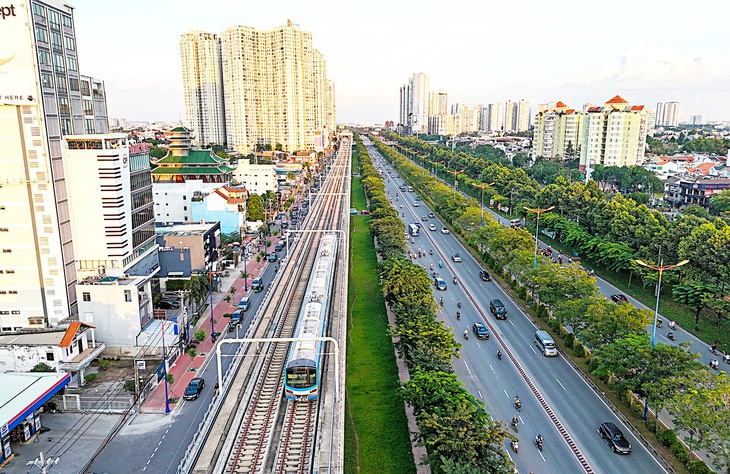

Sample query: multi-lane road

[366,140,671,474]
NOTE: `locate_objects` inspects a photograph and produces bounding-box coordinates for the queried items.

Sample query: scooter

[453,277,458,285]
[457,300,462,308]
[439,298,444,307]
[497,350,502,360]
[514,399,522,412]
[535,436,543,451]
[511,440,519,453]
[668,331,675,341]
[463,330,469,340]
[456,311,461,320]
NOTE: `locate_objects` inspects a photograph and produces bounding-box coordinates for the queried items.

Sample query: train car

[284,233,338,400]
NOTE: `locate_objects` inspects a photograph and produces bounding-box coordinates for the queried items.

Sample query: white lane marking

[556,378,567,391]
[529,345,537,354]
[489,364,496,374]
[478,390,483,399]
[464,361,472,375]
[509,320,516,327]
[539,449,546,462]
[519,415,525,425]
[504,389,509,398]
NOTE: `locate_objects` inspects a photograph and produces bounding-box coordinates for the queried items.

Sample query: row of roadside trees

[355,135,514,473]
[371,134,729,473]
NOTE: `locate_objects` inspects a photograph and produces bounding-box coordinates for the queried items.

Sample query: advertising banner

[0,4,39,105]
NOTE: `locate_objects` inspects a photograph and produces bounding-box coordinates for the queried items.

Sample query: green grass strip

[344,213,416,474]
[351,176,368,211]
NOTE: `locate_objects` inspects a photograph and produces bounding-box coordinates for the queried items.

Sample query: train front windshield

[286,366,316,389]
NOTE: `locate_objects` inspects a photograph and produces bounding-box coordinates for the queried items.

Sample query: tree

[247,194,264,221]
[150,146,166,159]
[710,190,730,216]
[30,363,55,372]
[672,281,719,330]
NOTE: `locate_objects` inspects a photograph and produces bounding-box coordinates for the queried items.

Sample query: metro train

[284,233,338,400]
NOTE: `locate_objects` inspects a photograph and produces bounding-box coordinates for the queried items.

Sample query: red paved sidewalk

[143,232,285,413]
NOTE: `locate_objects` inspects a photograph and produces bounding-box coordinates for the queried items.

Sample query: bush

[549,319,561,333]
[537,305,548,319]
[509,279,517,290]
[686,459,712,474]
[563,332,574,348]
[195,329,206,343]
[165,279,186,291]
[223,312,232,318]
[166,373,174,385]
[657,429,678,447]
[123,379,136,393]
[30,363,55,372]
[573,343,586,358]
[671,441,690,465]
[84,373,97,383]
[188,348,197,358]
[98,359,111,371]
[517,287,526,300]
[645,418,656,432]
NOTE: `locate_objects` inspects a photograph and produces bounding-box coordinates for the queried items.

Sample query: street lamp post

[523,206,555,269]
[471,182,495,226]
[208,270,224,343]
[161,320,170,414]
[634,258,690,347]
[445,169,465,198]
[430,160,443,179]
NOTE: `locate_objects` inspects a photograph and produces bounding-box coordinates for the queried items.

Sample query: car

[489,299,507,319]
[281,221,288,229]
[428,212,435,218]
[611,294,629,304]
[434,277,447,291]
[472,322,489,340]
[429,224,437,231]
[451,253,462,262]
[479,270,491,281]
[269,253,277,262]
[156,300,179,310]
[237,297,250,312]
[441,226,450,234]
[252,277,264,293]
[184,378,205,400]
[421,216,428,221]
[230,309,242,323]
[415,196,421,201]
[275,242,284,252]
[413,202,420,207]
[599,422,632,454]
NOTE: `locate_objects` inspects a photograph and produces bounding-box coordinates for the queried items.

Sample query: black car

[611,294,629,304]
[428,212,435,218]
[472,322,489,340]
[479,270,491,281]
[156,300,179,310]
[184,378,205,400]
[489,299,507,319]
[599,422,631,454]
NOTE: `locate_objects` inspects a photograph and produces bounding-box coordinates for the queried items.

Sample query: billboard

[0,4,40,105]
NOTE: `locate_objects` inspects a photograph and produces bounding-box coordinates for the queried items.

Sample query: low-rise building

[232,159,278,195]
[191,186,247,234]
[155,221,222,279]
[665,177,730,209]
[0,322,102,388]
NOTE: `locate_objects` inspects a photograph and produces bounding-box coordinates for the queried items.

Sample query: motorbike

[429,249,433,255]
[668,331,675,341]
[514,399,522,412]
[511,440,519,453]
[457,299,461,308]
[464,330,469,340]
[668,320,677,330]
[497,350,502,360]
[724,354,730,365]
[535,436,543,451]
[453,277,458,285]
[430,264,434,270]
[456,311,461,320]
[439,298,444,306]
[438,261,443,268]
[511,419,519,432]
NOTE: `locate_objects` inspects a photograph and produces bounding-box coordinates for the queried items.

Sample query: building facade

[233,160,278,195]
[180,31,226,147]
[655,101,683,127]
[532,101,582,160]
[0,0,109,330]
[581,96,649,178]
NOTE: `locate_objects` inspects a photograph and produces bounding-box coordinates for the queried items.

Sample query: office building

[533,101,582,160]
[690,115,706,125]
[480,103,504,132]
[655,101,683,127]
[180,31,226,147]
[0,0,109,330]
[180,22,335,155]
[399,83,411,127]
[581,96,649,178]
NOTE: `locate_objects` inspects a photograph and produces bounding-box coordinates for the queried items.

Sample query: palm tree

[184,276,210,316]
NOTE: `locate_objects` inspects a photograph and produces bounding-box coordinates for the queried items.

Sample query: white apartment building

[233,160,278,195]
[428,91,448,135]
[399,83,411,127]
[213,23,334,154]
[480,103,504,132]
[517,99,531,131]
[655,101,683,127]
[180,31,226,147]
[0,1,109,330]
[533,102,582,160]
[581,96,649,178]
[408,73,430,134]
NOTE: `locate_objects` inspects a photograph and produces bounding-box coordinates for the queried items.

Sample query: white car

[429,224,437,231]
[441,226,450,234]
[413,202,420,207]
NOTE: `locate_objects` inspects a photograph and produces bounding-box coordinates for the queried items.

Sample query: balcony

[59,342,106,372]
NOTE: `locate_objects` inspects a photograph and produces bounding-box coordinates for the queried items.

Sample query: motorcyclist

[464,328,469,339]
[711,358,719,369]
[511,415,519,430]
[456,310,461,320]
[453,276,458,284]
[439,297,444,306]
[669,320,677,330]
[429,249,433,255]
[430,263,434,270]
[514,396,521,410]
[668,331,675,340]
[438,261,443,268]
[457,299,461,308]
[536,434,543,449]
[497,349,502,360]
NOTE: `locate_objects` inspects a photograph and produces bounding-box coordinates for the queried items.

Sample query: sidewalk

[143,230,285,413]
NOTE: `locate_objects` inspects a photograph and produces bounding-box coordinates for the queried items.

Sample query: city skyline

[71,0,730,125]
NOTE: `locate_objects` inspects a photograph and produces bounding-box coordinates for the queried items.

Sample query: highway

[366,141,670,474]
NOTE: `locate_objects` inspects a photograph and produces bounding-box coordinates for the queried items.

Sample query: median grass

[351,177,368,211]
[344,214,416,474]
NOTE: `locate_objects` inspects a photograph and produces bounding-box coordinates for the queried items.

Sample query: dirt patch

[79,358,161,396]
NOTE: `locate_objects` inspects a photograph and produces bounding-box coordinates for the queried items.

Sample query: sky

[71,0,730,124]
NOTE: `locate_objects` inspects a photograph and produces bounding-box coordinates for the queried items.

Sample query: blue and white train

[284,233,338,400]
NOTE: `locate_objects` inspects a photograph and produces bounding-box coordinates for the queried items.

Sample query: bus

[408,224,420,236]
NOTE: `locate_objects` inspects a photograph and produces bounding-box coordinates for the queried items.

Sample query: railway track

[218,137,351,474]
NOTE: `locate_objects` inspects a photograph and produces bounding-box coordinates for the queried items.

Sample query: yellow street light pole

[523,206,555,268]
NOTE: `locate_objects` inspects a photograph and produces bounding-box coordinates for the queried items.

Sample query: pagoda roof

[154,149,228,165]
[170,126,190,132]
[151,165,234,175]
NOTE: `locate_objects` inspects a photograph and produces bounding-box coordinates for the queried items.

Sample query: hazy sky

[72,0,730,124]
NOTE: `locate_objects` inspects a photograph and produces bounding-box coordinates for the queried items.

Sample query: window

[2,249,11,253]
[82,292,90,301]
[46,352,55,361]
[124,290,132,302]
[62,15,72,28]
[53,53,64,73]
[68,77,79,91]
[59,97,69,114]
[32,4,46,17]
[11,310,20,315]
[61,118,71,135]
[82,99,93,115]
[35,26,48,43]
[84,119,94,134]
[6,270,14,274]
[55,75,67,93]
[48,10,60,30]
[50,31,62,50]
[66,56,77,72]
[38,50,51,65]
[64,36,75,51]
[80,80,90,96]
[41,72,53,88]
